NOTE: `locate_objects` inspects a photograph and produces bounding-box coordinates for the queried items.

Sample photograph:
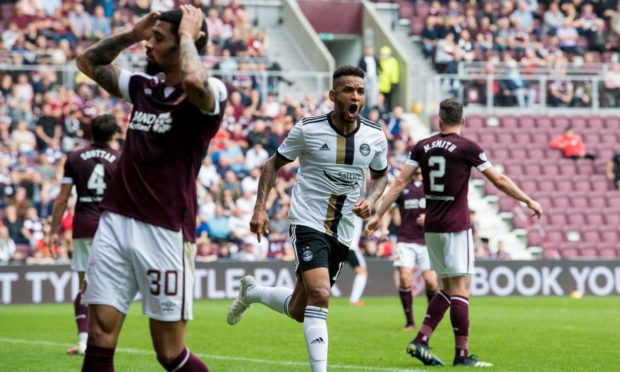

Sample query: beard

[145,60,163,76]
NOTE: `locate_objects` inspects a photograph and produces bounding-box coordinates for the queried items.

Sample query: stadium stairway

[371,1,448,111]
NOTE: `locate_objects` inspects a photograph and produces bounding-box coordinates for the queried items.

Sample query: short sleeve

[405,143,422,168]
[276,121,305,161]
[61,157,74,185]
[466,141,492,172]
[370,134,388,172]
[201,77,228,116]
[118,69,134,103]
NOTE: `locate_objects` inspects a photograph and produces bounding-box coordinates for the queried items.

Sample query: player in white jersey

[227,65,389,372]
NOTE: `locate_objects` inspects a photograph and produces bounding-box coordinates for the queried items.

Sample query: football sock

[74,292,88,334]
[414,290,451,345]
[425,288,436,303]
[247,285,294,317]
[82,344,115,372]
[160,347,208,372]
[450,295,470,361]
[304,306,328,372]
[349,273,367,303]
[398,287,414,325]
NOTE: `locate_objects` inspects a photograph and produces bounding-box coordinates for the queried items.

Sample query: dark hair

[91,114,118,144]
[158,9,209,52]
[332,65,365,88]
[439,98,463,126]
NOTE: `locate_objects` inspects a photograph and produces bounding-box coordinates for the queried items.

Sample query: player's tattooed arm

[76,31,134,98]
[178,5,215,112]
[375,164,415,217]
[366,168,389,205]
[250,154,291,242]
[179,35,215,111]
[76,12,159,98]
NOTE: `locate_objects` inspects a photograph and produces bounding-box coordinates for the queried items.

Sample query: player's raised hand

[131,12,160,42]
[364,214,381,236]
[527,199,543,219]
[352,199,372,219]
[179,5,205,41]
[250,208,270,243]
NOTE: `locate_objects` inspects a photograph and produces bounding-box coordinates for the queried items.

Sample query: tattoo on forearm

[367,172,389,204]
[255,161,278,209]
[180,39,208,85]
[81,31,134,95]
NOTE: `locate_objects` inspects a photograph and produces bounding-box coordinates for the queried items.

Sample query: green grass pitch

[1,296,619,371]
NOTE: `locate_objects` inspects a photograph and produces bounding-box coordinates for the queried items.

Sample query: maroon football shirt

[100,71,227,242]
[395,180,425,244]
[62,143,120,238]
[407,132,491,233]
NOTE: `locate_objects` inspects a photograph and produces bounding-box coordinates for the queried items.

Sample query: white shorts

[71,238,93,272]
[83,212,196,321]
[425,229,474,278]
[393,242,431,271]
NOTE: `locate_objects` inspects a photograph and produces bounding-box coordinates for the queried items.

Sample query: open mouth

[347,104,358,117]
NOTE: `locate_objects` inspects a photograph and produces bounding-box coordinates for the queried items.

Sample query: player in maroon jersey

[76,5,226,371]
[49,114,120,356]
[380,169,438,330]
[367,98,542,367]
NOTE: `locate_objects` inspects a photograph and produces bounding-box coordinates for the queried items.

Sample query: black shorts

[289,225,349,286]
[346,248,366,268]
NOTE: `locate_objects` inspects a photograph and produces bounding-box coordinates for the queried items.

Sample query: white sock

[304,306,328,372]
[78,332,88,346]
[349,274,367,303]
[247,285,293,316]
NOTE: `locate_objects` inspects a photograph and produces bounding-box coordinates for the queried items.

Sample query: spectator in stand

[491,240,511,260]
[0,226,17,264]
[11,120,37,158]
[383,105,405,141]
[549,67,576,107]
[549,126,596,160]
[207,204,232,243]
[476,17,495,54]
[35,103,61,153]
[479,1,497,25]
[2,205,29,246]
[420,17,440,59]
[607,148,620,191]
[511,1,535,33]
[435,32,458,73]
[206,8,225,44]
[494,17,512,52]
[457,29,475,63]
[543,1,564,35]
[503,59,536,107]
[68,3,92,41]
[556,18,580,55]
[602,62,620,107]
[575,2,598,37]
[607,3,620,36]
[588,19,611,54]
[379,46,400,110]
[358,47,381,110]
[91,5,112,40]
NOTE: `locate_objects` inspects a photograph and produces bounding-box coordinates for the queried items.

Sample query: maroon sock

[425,288,436,303]
[398,287,414,326]
[74,292,88,334]
[160,347,208,372]
[414,290,451,345]
[450,295,470,361]
[82,344,115,372]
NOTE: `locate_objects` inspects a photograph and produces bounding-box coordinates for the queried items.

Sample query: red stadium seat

[501,116,518,128]
[579,248,598,258]
[604,213,620,225]
[513,132,531,144]
[496,132,512,144]
[581,230,600,243]
[549,214,568,226]
[560,248,579,259]
[546,230,565,245]
[587,117,604,131]
[598,248,617,259]
[585,213,604,226]
[538,180,555,193]
[555,179,573,192]
[567,213,586,226]
[571,196,588,209]
[600,229,618,243]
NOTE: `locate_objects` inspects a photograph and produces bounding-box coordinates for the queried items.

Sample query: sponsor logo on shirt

[129,111,173,133]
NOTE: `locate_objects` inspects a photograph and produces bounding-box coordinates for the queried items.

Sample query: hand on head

[179,4,206,41]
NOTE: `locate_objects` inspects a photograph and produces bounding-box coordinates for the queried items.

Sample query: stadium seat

[549,214,568,226]
[579,248,598,258]
[581,230,600,243]
[604,213,620,225]
[538,180,555,193]
[555,179,573,192]
[500,115,518,128]
[586,213,604,226]
[600,229,618,243]
[598,248,617,259]
[560,248,579,259]
[567,213,586,226]
[571,196,588,209]
[587,117,604,131]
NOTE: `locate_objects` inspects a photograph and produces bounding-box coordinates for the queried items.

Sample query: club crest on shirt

[359,143,371,156]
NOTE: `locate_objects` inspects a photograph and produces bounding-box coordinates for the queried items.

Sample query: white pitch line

[0,337,421,372]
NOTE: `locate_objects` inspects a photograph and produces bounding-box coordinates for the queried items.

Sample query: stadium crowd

[0,0,445,266]
[405,0,620,108]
